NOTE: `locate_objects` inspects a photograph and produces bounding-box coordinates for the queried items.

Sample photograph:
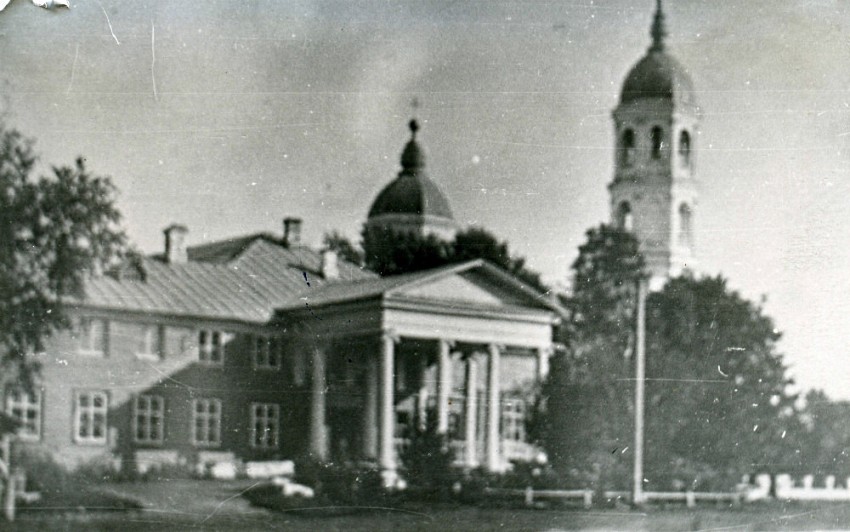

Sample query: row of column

[308,335,551,478]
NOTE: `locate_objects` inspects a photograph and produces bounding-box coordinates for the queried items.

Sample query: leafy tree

[539,224,645,490]
[796,390,850,481]
[362,226,452,276]
[361,224,547,291]
[643,275,799,490]
[453,227,546,291]
[539,224,800,491]
[0,124,126,390]
[322,230,363,266]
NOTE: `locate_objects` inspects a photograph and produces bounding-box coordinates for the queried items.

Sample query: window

[679,203,693,248]
[250,403,279,449]
[192,398,221,447]
[133,395,164,444]
[651,126,664,159]
[679,130,691,168]
[501,398,526,443]
[198,330,224,365]
[5,389,42,441]
[78,318,107,356]
[621,128,635,166]
[616,201,633,231]
[137,325,163,361]
[75,391,108,445]
[253,336,281,370]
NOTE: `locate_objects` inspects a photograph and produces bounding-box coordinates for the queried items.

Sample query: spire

[400,118,425,173]
[649,0,667,52]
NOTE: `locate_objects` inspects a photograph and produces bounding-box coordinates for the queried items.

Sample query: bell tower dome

[610,0,699,290]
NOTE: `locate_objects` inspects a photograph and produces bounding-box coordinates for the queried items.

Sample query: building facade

[609,0,699,290]
[3,126,558,482]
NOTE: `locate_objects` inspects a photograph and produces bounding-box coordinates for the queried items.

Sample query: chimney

[283,217,302,247]
[321,249,339,280]
[163,224,188,264]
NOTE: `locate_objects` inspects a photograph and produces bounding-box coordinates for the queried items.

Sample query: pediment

[391,268,539,310]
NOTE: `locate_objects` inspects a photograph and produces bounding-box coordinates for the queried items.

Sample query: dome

[620,51,696,107]
[367,173,454,220]
[367,120,454,221]
[620,0,696,107]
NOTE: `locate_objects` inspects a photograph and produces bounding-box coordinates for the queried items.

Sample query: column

[417,355,428,429]
[436,339,452,434]
[362,356,378,459]
[486,344,502,472]
[309,345,328,461]
[379,333,397,483]
[537,346,551,381]
[464,354,478,469]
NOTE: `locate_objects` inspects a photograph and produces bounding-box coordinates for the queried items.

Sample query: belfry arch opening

[651,126,664,159]
[616,201,633,231]
[679,130,691,168]
[621,128,635,166]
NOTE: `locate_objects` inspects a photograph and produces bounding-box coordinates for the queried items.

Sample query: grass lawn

[8,480,850,530]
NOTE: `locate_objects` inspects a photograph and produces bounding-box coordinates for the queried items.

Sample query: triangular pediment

[388,264,551,311]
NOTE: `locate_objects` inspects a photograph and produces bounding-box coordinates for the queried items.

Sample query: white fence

[484,487,742,508]
[747,473,850,502]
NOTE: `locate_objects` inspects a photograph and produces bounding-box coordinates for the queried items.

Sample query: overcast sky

[3,0,850,399]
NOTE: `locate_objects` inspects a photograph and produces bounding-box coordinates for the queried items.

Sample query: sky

[2,0,850,398]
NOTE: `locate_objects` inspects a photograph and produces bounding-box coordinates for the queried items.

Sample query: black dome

[368,120,454,221]
[620,50,696,106]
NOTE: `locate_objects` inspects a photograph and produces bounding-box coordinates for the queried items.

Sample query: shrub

[398,412,457,502]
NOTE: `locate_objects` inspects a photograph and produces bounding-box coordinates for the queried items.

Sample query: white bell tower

[610,0,699,290]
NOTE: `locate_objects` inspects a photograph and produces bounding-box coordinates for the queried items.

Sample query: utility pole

[632,277,647,506]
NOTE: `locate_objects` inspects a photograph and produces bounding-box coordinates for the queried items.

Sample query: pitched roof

[280,259,566,316]
[77,236,376,324]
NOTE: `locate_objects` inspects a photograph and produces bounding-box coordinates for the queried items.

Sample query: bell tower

[610,0,699,290]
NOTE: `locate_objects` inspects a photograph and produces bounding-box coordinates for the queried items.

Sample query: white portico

[277,259,561,480]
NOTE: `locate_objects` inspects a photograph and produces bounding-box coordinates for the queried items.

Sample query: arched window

[617,201,633,231]
[651,126,664,159]
[678,203,693,248]
[679,130,691,168]
[621,128,635,166]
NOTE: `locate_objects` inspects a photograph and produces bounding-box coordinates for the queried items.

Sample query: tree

[362,226,452,277]
[643,275,799,490]
[539,224,645,490]
[360,224,547,291]
[453,227,546,291]
[0,124,126,389]
[539,224,800,491]
[322,230,364,266]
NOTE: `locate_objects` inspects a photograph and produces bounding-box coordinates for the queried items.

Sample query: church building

[610,0,699,290]
[2,118,559,484]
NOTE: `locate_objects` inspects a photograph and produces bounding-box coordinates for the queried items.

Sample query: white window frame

[501,397,527,444]
[133,395,165,445]
[136,324,163,361]
[198,330,224,366]
[192,398,222,447]
[5,389,42,441]
[77,318,107,357]
[253,336,281,370]
[249,403,280,449]
[74,390,109,445]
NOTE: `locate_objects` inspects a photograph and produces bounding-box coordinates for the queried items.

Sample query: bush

[293,457,390,508]
[397,412,457,502]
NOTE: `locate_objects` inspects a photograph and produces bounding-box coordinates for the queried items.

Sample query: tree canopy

[354,225,547,291]
[539,224,799,491]
[0,124,126,385]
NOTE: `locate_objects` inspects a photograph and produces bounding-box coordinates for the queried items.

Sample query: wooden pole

[2,434,13,521]
[632,278,647,506]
